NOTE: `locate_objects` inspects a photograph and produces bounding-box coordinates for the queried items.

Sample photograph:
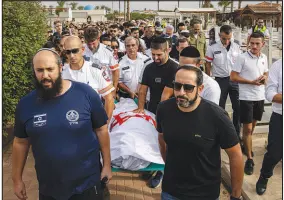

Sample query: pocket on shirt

[214,53,223,65]
[191,133,215,152]
[123,71,132,82]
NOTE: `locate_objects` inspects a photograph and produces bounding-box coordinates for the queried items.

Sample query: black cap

[180,46,200,58]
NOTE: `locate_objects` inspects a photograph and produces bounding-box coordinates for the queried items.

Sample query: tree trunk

[124,0,126,21]
[158,0,159,11]
[231,0,233,12]
[127,0,130,21]
[203,0,211,30]
[119,0,120,15]
[178,0,179,8]
[238,0,242,9]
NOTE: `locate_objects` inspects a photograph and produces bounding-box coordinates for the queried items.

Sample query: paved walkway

[3,144,230,200]
[222,133,282,200]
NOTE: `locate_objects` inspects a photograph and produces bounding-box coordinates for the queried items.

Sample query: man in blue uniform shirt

[12,48,112,200]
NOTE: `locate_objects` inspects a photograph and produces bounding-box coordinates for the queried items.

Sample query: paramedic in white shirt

[230,32,269,176]
[83,27,120,94]
[161,46,221,105]
[205,25,242,141]
[118,36,152,99]
[256,58,282,196]
[62,36,115,119]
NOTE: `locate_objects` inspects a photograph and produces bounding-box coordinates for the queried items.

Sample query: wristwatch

[230,196,243,200]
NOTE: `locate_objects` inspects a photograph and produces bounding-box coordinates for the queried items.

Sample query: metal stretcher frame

[111,98,165,172]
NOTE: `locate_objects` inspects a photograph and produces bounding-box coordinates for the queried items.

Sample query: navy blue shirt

[14,81,108,200]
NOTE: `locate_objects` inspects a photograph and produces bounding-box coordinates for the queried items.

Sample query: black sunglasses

[173,81,196,93]
[111,46,119,49]
[65,48,80,55]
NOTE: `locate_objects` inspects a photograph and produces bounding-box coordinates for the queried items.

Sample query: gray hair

[125,36,139,46]
[166,25,174,30]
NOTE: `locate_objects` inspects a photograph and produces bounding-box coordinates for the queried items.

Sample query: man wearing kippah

[161,46,221,105]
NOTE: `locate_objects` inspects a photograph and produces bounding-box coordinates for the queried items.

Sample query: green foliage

[78,5,84,10]
[218,0,231,12]
[3,1,48,135]
[69,2,78,10]
[56,1,66,15]
[130,13,155,20]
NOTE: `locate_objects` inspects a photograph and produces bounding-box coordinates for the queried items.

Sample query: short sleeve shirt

[141,59,179,114]
[156,98,239,199]
[62,61,114,97]
[231,51,268,101]
[14,81,108,200]
[205,41,241,77]
[119,52,152,93]
[83,43,119,81]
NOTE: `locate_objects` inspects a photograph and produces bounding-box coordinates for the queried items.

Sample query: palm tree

[78,5,84,10]
[231,0,233,12]
[56,1,66,16]
[218,0,231,13]
[157,0,159,11]
[69,2,78,10]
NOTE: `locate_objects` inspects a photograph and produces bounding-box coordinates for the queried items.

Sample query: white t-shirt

[231,51,268,101]
[205,41,241,77]
[265,59,282,115]
[119,52,152,93]
[62,61,114,97]
[201,72,221,105]
[83,43,119,81]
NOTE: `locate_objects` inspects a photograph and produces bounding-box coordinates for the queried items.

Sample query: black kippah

[180,46,200,58]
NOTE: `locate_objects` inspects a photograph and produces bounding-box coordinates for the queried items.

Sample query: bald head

[33,50,61,69]
[64,36,83,49]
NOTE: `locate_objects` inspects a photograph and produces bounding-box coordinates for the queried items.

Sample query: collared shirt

[62,61,114,97]
[232,51,268,101]
[202,72,221,105]
[205,40,241,77]
[119,52,152,93]
[265,59,282,115]
[83,43,119,81]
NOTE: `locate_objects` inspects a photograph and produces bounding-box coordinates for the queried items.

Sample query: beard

[34,72,62,101]
[176,89,198,108]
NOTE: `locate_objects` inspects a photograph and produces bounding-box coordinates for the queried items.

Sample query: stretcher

[111,98,165,172]
[112,163,164,172]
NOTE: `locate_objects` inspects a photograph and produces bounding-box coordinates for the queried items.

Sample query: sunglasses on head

[111,46,119,49]
[173,81,196,93]
[65,48,80,55]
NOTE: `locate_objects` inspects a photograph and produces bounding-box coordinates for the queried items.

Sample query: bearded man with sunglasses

[62,36,115,120]
[156,65,243,200]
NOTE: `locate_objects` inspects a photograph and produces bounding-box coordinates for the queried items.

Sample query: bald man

[12,48,112,200]
[62,36,115,120]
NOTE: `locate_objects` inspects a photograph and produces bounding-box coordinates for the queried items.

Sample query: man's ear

[59,64,63,73]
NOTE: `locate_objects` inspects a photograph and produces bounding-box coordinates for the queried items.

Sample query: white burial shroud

[109,98,164,170]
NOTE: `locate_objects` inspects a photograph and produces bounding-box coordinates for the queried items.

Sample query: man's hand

[13,180,27,200]
[257,75,267,84]
[133,108,145,114]
[101,166,112,183]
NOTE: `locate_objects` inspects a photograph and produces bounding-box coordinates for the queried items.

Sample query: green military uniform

[188,31,207,60]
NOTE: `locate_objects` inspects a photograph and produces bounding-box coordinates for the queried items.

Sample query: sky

[41,1,280,12]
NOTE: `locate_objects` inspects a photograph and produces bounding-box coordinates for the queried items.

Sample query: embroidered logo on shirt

[33,114,47,127]
[102,70,111,82]
[66,110,79,125]
[155,78,162,83]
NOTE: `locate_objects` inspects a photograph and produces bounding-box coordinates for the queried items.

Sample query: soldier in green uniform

[188,19,207,70]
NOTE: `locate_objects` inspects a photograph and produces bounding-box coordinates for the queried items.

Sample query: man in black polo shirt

[156,65,243,200]
[134,37,179,188]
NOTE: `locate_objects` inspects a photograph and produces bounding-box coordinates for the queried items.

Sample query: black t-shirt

[141,59,178,114]
[142,36,153,49]
[156,98,239,200]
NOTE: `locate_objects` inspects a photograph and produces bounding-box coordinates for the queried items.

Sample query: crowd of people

[11,16,282,200]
